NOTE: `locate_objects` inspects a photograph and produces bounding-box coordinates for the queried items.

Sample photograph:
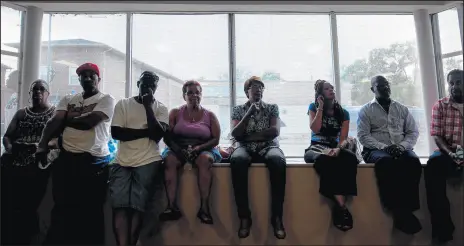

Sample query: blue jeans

[363,148,422,213]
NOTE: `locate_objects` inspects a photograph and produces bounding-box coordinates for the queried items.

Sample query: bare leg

[159,153,183,221]
[195,153,214,224]
[113,208,129,246]
[164,153,181,207]
[129,210,143,246]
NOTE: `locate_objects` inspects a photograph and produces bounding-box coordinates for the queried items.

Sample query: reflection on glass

[38,14,127,104]
[438,8,462,54]
[132,14,230,146]
[1,6,22,53]
[1,55,19,155]
[337,15,429,157]
[235,14,333,157]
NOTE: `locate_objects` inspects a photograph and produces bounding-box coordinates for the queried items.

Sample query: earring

[28,92,31,104]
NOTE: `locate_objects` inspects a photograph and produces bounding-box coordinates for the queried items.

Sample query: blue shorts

[161,147,222,163]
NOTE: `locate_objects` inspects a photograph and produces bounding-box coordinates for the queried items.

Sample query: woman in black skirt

[304,79,360,232]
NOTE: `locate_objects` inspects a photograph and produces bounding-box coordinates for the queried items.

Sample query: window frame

[32,10,461,158]
[432,8,464,98]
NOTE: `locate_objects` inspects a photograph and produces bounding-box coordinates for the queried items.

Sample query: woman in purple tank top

[160,80,222,224]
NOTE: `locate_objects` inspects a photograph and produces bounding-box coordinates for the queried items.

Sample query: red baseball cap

[76,63,100,77]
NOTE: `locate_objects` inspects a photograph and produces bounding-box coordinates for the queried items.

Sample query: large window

[235,14,333,156]
[1,6,22,53]
[438,8,463,92]
[1,6,23,153]
[39,14,127,104]
[132,14,230,146]
[1,55,19,136]
[337,15,428,157]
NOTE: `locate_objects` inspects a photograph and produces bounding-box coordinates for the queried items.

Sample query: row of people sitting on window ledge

[1,62,462,246]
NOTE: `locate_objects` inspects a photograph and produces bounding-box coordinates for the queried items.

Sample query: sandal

[159,207,182,221]
[332,206,353,232]
[197,209,214,224]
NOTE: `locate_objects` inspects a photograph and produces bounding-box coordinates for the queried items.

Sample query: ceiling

[3,1,462,14]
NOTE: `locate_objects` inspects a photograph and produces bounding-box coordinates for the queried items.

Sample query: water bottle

[456,145,463,172]
[184,145,193,171]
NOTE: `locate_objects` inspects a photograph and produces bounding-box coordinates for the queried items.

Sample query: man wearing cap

[109,71,168,246]
[230,76,287,239]
[36,62,116,245]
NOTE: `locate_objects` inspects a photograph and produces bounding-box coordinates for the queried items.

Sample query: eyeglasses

[249,84,264,90]
[185,91,201,96]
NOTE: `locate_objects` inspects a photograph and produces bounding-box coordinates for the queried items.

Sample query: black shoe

[432,227,454,244]
[433,234,453,244]
[238,218,252,238]
[393,212,422,235]
[271,217,286,239]
[159,207,182,221]
[197,209,214,224]
[332,206,353,232]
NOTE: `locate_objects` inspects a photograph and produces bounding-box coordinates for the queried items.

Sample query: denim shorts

[108,161,161,212]
[161,147,222,163]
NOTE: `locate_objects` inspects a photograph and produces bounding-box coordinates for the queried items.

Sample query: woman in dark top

[1,80,58,245]
[304,79,359,232]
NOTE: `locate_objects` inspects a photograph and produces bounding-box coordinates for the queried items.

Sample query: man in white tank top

[36,63,116,245]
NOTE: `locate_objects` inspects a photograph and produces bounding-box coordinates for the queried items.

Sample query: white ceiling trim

[3,1,454,14]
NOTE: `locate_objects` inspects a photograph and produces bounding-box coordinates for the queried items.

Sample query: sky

[2,7,462,83]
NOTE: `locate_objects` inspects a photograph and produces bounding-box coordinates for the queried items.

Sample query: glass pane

[40,14,127,105]
[337,15,429,157]
[1,55,19,153]
[235,14,333,157]
[438,8,462,54]
[132,14,230,147]
[443,55,464,93]
[1,6,22,53]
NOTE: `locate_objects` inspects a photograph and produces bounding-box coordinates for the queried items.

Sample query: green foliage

[444,56,463,75]
[341,42,421,106]
[261,71,281,81]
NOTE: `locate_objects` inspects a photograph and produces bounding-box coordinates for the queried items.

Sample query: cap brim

[77,68,98,75]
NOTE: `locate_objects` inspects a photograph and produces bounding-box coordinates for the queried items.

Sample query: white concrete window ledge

[213,158,430,166]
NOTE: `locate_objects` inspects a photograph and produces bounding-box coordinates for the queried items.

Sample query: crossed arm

[38,110,109,149]
[111,103,168,143]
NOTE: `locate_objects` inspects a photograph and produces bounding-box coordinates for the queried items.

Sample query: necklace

[187,106,201,123]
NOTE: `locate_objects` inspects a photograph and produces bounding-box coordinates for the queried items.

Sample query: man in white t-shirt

[36,62,116,245]
[109,71,168,246]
